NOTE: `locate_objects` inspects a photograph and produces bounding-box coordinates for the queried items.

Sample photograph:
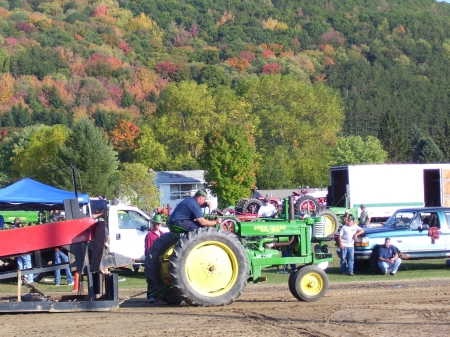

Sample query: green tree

[12,104,33,127]
[199,125,258,208]
[237,75,344,187]
[415,138,445,163]
[331,136,388,166]
[116,162,160,211]
[0,125,45,183]
[53,118,119,196]
[378,110,408,163]
[407,125,424,162]
[134,125,170,171]
[10,124,70,184]
[434,119,450,161]
[156,81,218,169]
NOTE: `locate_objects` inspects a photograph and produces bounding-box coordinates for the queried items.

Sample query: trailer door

[424,169,441,207]
[441,169,450,207]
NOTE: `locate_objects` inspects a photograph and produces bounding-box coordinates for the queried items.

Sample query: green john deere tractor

[145,196,333,306]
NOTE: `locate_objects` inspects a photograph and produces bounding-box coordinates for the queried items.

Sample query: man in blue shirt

[378,237,402,276]
[168,189,222,230]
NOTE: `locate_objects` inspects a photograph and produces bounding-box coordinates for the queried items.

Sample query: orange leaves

[0,7,10,19]
[0,73,14,104]
[227,58,250,71]
[125,67,159,101]
[109,120,140,150]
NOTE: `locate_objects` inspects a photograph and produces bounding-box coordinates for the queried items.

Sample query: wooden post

[17,269,21,302]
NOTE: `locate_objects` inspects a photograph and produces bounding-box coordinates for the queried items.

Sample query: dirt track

[1,278,450,336]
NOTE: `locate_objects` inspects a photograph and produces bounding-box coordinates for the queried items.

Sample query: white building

[155,170,218,213]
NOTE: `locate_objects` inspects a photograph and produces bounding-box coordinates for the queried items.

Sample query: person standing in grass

[337,215,364,276]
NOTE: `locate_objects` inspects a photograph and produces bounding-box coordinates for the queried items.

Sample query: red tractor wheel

[221,217,238,233]
[295,195,319,216]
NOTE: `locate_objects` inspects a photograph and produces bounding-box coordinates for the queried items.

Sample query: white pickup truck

[94,203,168,271]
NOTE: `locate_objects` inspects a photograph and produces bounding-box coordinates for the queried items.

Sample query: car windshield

[384,211,417,228]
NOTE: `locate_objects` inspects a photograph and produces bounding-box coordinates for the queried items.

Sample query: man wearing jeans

[54,248,74,286]
[378,238,402,276]
[337,215,364,276]
[17,254,34,284]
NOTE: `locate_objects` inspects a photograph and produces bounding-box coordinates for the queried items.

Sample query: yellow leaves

[216,11,234,26]
[72,106,89,123]
[126,13,156,31]
[28,12,52,28]
[0,73,14,104]
[261,18,288,30]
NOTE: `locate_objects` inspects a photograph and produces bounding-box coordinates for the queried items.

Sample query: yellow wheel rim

[160,245,175,284]
[185,240,238,297]
[300,271,324,297]
[322,215,337,236]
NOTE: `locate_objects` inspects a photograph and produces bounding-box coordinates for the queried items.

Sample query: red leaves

[262,63,281,74]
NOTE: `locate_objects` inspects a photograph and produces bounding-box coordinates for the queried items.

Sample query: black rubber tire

[288,268,301,301]
[288,265,329,302]
[242,198,262,214]
[295,195,319,216]
[221,217,238,233]
[317,210,340,238]
[234,199,246,213]
[370,245,382,274]
[144,232,183,304]
[169,227,248,306]
[354,259,370,271]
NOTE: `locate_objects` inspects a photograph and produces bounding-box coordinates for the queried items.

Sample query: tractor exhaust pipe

[289,196,295,220]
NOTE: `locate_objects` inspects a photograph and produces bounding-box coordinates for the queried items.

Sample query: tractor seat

[168,224,189,233]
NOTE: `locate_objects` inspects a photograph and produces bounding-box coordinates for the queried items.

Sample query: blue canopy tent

[0,178,89,210]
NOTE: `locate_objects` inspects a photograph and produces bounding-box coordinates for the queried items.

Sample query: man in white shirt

[258,197,277,218]
[337,215,364,276]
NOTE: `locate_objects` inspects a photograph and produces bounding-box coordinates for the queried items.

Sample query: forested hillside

[1,0,450,204]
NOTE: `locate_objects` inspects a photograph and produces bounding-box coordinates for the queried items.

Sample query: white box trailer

[327,164,450,219]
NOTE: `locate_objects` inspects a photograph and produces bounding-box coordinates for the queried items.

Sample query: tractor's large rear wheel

[234,198,262,214]
[288,265,328,302]
[145,232,183,304]
[318,210,340,238]
[169,227,248,306]
[295,195,319,216]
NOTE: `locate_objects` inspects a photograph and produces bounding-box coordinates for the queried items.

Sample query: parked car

[354,207,450,273]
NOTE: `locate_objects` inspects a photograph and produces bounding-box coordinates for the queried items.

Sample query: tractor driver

[168,189,222,231]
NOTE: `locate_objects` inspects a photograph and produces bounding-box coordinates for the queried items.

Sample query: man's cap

[14,217,20,222]
[196,189,208,197]
[347,215,355,221]
[345,210,349,214]
[152,214,163,224]
[360,204,365,208]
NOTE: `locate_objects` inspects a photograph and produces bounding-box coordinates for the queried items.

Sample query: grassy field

[1,256,449,295]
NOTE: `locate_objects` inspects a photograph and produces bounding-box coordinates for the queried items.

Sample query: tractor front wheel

[318,210,340,238]
[169,227,248,306]
[288,265,328,302]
